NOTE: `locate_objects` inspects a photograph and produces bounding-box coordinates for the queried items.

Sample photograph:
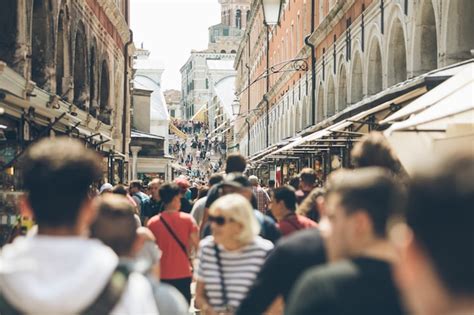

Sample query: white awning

[382,62,473,124]
[268,87,427,157]
[385,64,474,175]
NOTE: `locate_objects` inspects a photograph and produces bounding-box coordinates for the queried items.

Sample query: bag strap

[213,243,229,307]
[159,215,193,271]
[81,264,130,315]
[0,265,129,315]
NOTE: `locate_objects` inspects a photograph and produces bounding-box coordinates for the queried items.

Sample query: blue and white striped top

[196,235,274,312]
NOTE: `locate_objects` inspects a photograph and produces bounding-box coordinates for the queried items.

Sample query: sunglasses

[208,215,234,226]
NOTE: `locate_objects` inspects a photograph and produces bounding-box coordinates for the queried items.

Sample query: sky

[131,0,221,91]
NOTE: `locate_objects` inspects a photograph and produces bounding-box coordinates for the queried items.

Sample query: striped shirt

[196,236,274,312]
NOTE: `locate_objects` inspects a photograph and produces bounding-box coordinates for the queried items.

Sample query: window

[223,28,229,36]
[236,9,242,29]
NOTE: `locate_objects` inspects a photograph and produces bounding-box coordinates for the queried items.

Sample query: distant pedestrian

[147,183,199,303]
[295,168,317,204]
[249,175,271,213]
[270,186,318,236]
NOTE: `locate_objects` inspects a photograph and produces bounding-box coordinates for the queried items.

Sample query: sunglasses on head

[208,215,233,226]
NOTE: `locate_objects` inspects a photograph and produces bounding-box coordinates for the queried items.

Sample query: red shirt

[278,214,318,236]
[147,211,198,279]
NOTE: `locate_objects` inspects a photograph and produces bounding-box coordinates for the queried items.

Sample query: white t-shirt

[196,236,273,312]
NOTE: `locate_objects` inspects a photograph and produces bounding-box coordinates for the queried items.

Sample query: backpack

[0,265,130,315]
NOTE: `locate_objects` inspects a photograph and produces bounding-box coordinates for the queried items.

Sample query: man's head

[174,178,190,195]
[159,183,181,209]
[90,194,138,257]
[148,178,162,201]
[208,174,224,188]
[221,173,253,202]
[225,153,246,174]
[351,131,402,175]
[299,168,317,190]
[21,137,102,231]
[323,168,403,261]
[248,175,260,187]
[391,152,474,315]
[268,180,276,189]
[270,186,297,219]
[129,180,143,195]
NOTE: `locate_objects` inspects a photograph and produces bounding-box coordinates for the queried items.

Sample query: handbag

[214,244,236,315]
[159,215,194,272]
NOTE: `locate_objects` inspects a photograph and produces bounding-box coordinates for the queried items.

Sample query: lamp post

[262,0,283,26]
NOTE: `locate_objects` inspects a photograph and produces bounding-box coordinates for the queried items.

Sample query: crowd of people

[170,120,227,182]
[0,133,472,315]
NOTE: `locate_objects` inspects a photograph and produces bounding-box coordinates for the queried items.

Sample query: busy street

[0,0,473,315]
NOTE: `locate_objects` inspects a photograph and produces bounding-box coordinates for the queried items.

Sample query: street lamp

[231,98,241,117]
[262,0,283,26]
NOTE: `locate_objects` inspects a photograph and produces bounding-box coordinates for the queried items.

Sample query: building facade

[164,89,183,119]
[235,0,474,162]
[0,0,134,189]
[180,0,251,120]
[131,47,171,181]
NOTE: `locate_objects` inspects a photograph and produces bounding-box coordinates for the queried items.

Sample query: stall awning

[382,62,474,124]
[169,122,187,140]
[211,121,228,135]
[267,87,427,157]
[384,63,474,175]
[191,105,208,123]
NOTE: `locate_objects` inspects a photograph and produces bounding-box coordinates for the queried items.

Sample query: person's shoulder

[276,228,323,251]
[252,236,274,252]
[199,235,215,249]
[297,215,318,226]
[302,259,360,286]
[178,212,195,221]
[146,215,161,226]
[118,272,158,314]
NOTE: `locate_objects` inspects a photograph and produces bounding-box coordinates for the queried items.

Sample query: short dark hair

[22,137,102,227]
[299,168,317,185]
[268,180,276,188]
[90,195,137,257]
[209,174,224,187]
[406,152,474,295]
[326,167,404,237]
[159,183,181,205]
[351,132,402,175]
[288,176,300,190]
[225,153,246,173]
[129,180,143,190]
[112,184,128,196]
[273,186,297,211]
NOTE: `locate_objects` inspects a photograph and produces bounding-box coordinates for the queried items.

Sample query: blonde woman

[195,194,274,315]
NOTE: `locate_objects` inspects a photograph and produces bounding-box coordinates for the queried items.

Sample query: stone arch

[317,82,324,122]
[0,0,17,65]
[337,63,348,111]
[89,38,98,116]
[32,0,55,90]
[295,102,301,132]
[350,50,363,104]
[231,50,236,53]
[387,17,407,87]
[99,59,110,124]
[220,49,226,53]
[412,0,438,75]
[444,0,474,65]
[326,75,336,118]
[366,36,383,95]
[73,21,88,109]
[55,7,66,96]
[302,97,308,128]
